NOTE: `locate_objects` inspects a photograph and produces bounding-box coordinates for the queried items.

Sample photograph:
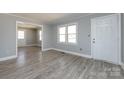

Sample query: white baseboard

[0,55,17,61]
[52,48,92,58]
[42,48,92,59]
[42,48,124,65]
[42,48,53,52]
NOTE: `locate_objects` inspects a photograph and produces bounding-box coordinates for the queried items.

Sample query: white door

[91,14,121,64]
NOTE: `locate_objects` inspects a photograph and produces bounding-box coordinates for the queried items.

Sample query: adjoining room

[16,22,42,58]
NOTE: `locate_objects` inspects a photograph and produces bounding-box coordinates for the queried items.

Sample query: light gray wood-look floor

[0,46,124,79]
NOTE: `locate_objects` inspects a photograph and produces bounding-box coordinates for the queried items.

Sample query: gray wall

[36,29,42,47]
[51,13,124,62]
[42,24,53,50]
[0,14,41,58]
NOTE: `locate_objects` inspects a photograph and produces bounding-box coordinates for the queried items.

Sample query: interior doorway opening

[16,21,43,56]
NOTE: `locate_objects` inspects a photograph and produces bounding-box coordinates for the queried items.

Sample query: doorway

[91,14,121,64]
[16,21,43,56]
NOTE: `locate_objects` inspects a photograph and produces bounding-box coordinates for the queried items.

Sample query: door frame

[91,13,121,65]
[16,21,43,56]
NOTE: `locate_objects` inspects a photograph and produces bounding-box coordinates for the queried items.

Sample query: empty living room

[1,0,124,93]
[0,13,124,79]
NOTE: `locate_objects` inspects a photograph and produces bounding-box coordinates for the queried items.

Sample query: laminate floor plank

[0,46,124,79]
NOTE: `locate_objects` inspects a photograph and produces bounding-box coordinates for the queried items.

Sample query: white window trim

[39,30,42,41]
[57,23,78,45]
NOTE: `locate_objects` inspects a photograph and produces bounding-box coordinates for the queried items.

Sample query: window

[39,31,42,41]
[58,26,66,43]
[18,31,24,39]
[58,24,77,44]
[67,25,77,43]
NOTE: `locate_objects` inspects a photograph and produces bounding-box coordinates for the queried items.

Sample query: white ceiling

[12,13,93,24]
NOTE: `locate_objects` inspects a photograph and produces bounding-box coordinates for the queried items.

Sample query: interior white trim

[42,48,53,52]
[53,48,92,58]
[43,48,92,59]
[0,55,17,62]
[17,21,42,27]
[91,13,121,65]
[41,25,44,51]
